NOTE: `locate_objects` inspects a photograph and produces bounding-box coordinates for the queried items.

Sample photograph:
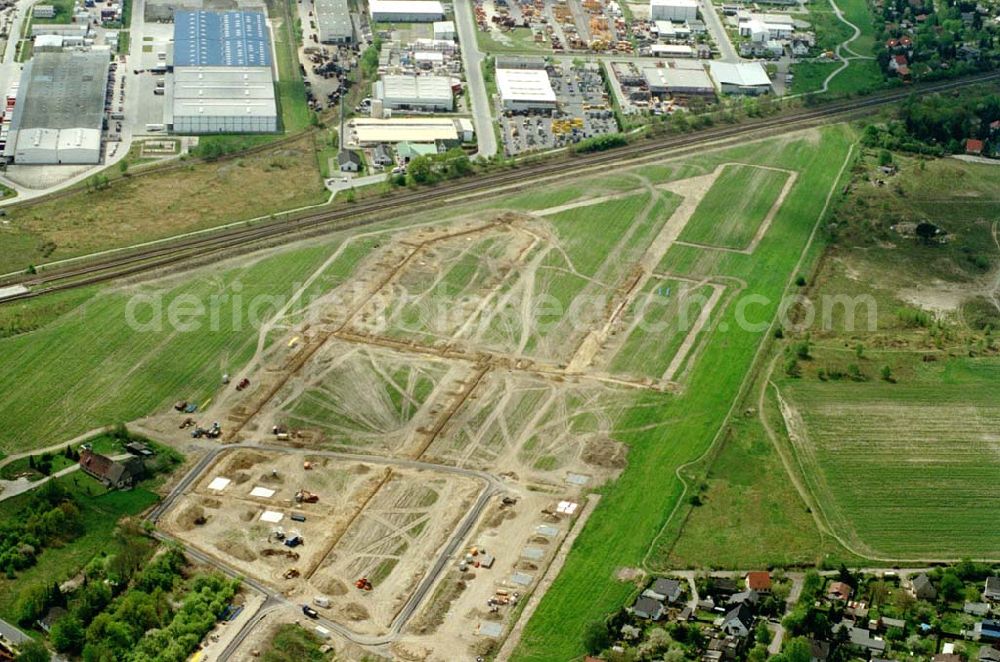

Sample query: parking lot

[499,63,618,156]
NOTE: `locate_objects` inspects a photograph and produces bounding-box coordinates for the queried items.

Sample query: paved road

[698,0,740,62]
[453,0,497,159]
[146,441,507,658]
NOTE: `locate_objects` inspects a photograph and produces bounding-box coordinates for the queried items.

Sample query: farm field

[775,356,1000,558]
[678,164,792,251]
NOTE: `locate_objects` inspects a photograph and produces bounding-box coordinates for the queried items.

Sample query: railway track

[2,72,996,304]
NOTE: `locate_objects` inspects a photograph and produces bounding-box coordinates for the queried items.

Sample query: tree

[50,614,85,654]
[939,571,963,601]
[855,343,864,358]
[755,620,773,646]
[118,160,129,175]
[915,222,939,244]
[868,580,890,606]
[406,156,432,185]
[582,620,611,655]
[881,365,893,382]
[878,149,894,166]
[15,640,50,662]
[784,357,801,377]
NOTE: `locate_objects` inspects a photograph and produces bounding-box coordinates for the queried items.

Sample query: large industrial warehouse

[4,51,110,165]
[168,10,279,134]
[316,0,353,43]
[496,68,557,111]
[373,75,454,111]
[369,0,444,23]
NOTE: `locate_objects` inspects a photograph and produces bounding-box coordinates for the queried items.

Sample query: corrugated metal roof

[173,10,272,67]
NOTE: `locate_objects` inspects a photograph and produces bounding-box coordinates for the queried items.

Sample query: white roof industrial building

[650,0,699,22]
[496,68,557,111]
[316,0,353,43]
[169,10,278,134]
[644,66,715,97]
[4,51,109,165]
[708,62,772,95]
[348,117,473,145]
[373,75,454,111]
[369,0,445,23]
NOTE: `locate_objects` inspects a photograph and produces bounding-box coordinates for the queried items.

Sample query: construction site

[139,158,797,658]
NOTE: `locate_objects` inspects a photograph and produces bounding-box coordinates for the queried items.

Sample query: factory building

[373,75,454,111]
[708,62,772,95]
[348,117,472,146]
[644,65,715,98]
[316,0,354,43]
[433,20,455,40]
[4,51,109,165]
[168,10,278,134]
[496,68,557,111]
[650,0,698,22]
[369,0,445,23]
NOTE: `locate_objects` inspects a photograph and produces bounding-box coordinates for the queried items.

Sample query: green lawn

[775,355,1000,558]
[679,164,790,250]
[512,125,857,661]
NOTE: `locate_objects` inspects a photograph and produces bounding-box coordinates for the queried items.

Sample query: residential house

[844,625,886,653]
[712,577,740,595]
[889,54,908,72]
[911,574,937,601]
[880,616,906,631]
[976,620,1000,643]
[809,639,831,662]
[644,578,683,603]
[967,139,985,156]
[791,40,810,57]
[827,581,853,601]
[79,450,143,490]
[966,603,992,617]
[722,603,755,637]
[632,596,664,620]
[728,589,760,607]
[746,572,772,594]
[371,143,392,168]
[338,150,362,172]
[979,645,1000,662]
[984,577,1000,602]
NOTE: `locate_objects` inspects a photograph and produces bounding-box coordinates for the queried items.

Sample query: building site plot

[776,360,1000,558]
[599,276,725,384]
[309,469,483,634]
[422,371,635,481]
[677,164,793,252]
[269,341,463,456]
[160,449,487,636]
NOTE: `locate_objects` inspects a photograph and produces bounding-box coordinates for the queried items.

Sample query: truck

[313,596,330,608]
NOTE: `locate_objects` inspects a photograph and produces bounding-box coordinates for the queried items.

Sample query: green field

[607,277,720,382]
[679,164,790,250]
[776,356,1000,558]
[0,239,348,453]
[512,126,856,661]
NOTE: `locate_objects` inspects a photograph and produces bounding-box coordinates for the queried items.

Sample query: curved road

[147,441,507,658]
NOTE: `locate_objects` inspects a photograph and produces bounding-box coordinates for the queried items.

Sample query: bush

[573,133,627,154]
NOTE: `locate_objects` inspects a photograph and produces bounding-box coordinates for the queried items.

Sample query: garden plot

[777,362,1000,558]
[266,340,464,456]
[310,470,483,634]
[422,371,634,482]
[676,164,794,252]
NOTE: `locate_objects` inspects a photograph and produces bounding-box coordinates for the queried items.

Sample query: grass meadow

[511,126,857,661]
[776,355,1000,558]
[679,165,790,250]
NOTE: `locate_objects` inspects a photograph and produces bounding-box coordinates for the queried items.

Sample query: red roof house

[746,571,773,593]
[966,139,985,155]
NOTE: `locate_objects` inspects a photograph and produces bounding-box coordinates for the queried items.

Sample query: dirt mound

[581,437,628,470]
[391,642,431,661]
[313,576,349,596]
[215,539,257,562]
[226,451,270,472]
[176,505,206,531]
[200,497,222,509]
[240,509,256,522]
[353,463,370,474]
[528,536,550,545]
[340,602,369,621]
[516,561,538,572]
[232,471,251,485]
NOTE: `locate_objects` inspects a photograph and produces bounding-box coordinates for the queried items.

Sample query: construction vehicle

[174,400,188,412]
[302,605,319,619]
[272,527,286,540]
[284,534,303,548]
[184,403,198,413]
[295,489,319,503]
[179,417,195,429]
[355,577,373,591]
[236,378,251,391]
[313,596,331,608]
[303,461,313,470]
[291,513,306,522]
[283,568,300,579]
